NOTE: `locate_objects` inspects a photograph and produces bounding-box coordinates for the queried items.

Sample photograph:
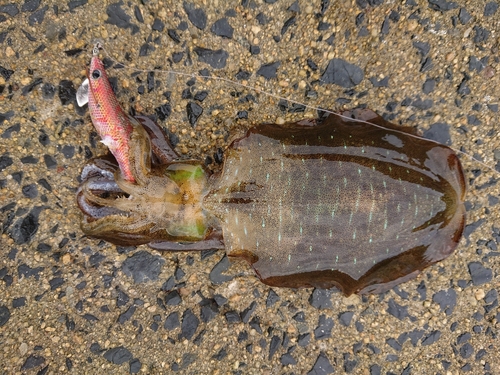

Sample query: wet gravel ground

[1,0,500,374]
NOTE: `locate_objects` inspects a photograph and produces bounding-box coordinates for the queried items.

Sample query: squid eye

[91,69,101,79]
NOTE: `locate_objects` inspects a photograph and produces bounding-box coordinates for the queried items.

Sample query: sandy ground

[0,0,499,374]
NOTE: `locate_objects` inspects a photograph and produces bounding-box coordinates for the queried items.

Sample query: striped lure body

[77,45,136,182]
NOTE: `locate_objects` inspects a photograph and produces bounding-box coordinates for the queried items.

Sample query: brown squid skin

[77,109,466,295]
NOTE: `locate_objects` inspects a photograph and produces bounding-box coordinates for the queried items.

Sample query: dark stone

[180,309,199,340]
[320,58,363,87]
[200,300,218,323]
[484,2,498,16]
[209,255,233,284]
[211,18,233,38]
[422,78,436,94]
[467,114,481,125]
[458,8,472,24]
[427,0,458,12]
[28,5,48,25]
[21,29,37,41]
[240,301,257,323]
[266,289,280,307]
[412,96,433,110]
[0,305,10,326]
[457,332,471,344]
[314,314,334,340]
[380,16,390,35]
[460,343,474,358]
[281,352,297,365]
[307,352,334,375]
[386,298,409,320]
[12,297,26,308]
[298,333,310,346]
[183,2,207,29]
[469,56,488,72]
[121,250,165,283]
[155,103,171,121]
[488,104,498,112]
[386,337,402,351]
[129,358,141,373]
[339,311,354,326]
[21,184,38,198]
[18,264,44,280]
[413,41,430,56]
[21,0,40,12]
[0,4,19,16]
[235,70,251,80]
[10,206,44,244]
[408,329,425,346]
[369,76,389,87]
[355,321,364,332]
[165,290,181,306]
[1,123,20,139]
[281,16,296,35]
[293,311,305,322]
[116,287,130,307]
[164,312,179,330]
[36,243,52,253]
[0,111,14,127]
[421,330,441,345]
[193,47,228,69]
[257,62,281,80]
[21,354,45,370]
[41,83,55,99]
[82,313,98,322]
[420,57,433,72]
[103,346,133,365]
[423,122,451,145]
[152,18,164,31]
[309,288,332,309]
[473,26,489,44]
[225,310,240,323]
[468,262,493,285]
[457,76,470,96]
[139,43,155,56]
[105,1,139,34]
[318,21,330,31]
[249,316,262,334]
[0,66,14,81]
[68,0,88,12]
[89,252,105,267]
[0,154,13,171]
[133,5,143,22]
[61,144,75,159]
[21,77,43,96]
[268,335,281,359]
[168,29,181,44]
[343,353,357,372]
[186,101,203,127]
[118,305,136,324]
[432,289,457,315]
[49,277,65,290]
[58,80,76,105]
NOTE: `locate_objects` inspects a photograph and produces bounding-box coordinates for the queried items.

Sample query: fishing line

[89,43,498,178]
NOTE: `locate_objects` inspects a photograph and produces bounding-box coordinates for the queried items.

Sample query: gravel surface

[0,0,499,374]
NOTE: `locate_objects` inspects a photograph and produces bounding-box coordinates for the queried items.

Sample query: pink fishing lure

[77,44,136,182]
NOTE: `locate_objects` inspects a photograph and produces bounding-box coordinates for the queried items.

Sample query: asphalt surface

[0,0,499,374]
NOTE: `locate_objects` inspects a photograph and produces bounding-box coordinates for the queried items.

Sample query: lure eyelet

[91,69,101,79]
